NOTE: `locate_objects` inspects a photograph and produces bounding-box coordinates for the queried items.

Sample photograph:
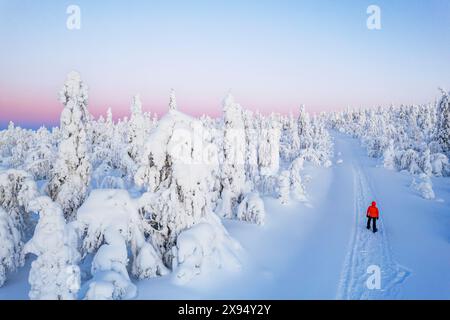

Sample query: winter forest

[1,72,450,299]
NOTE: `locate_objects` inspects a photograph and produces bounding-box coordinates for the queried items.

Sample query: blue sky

[0,0,449,128]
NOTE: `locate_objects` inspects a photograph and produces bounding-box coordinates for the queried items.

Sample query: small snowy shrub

[132,242,169,279]
[411,175,435,200]
[236,192,265,226]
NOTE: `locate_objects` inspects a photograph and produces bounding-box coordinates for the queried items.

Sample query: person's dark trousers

[366,217,377,232]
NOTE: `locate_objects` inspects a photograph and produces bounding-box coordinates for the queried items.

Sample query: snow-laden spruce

[24,127,56,180]
[0,207,22,287]
[47,71,92,220]
[127,95,149,164]
[0,169,39,236]
[0,169,39,287]
[258,115,281,176]
[24,196,81,300]
[289,157,307,202]
[76,189,168,282]
[220,93,248,219]
[135,102,221,266]
[0,123,35,170]
[435,89,450,153]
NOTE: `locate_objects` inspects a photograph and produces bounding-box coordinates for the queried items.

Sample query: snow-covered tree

[399,149,420,174]
[0,122,16,161]
[298,105,313,150]
[411,175,435,200]
[24,127,56,180]
[420,149,433,176]
[236,192,265,225]
[280,113,301,161]
[435,89,450,153]
[24,196,81,300]
[127,94,147,163]
[242,109,260,185]
[278,170,291,205]
[135,107,219,266]
[430,153,449,176]
[47,71,91,220]
[289,157,307,202]
[220,93,247,218]
[0,170,36,287]
[258,115,281,176]
[383,139,396,170]
[169,89,178,111]
[0,207,23,287]
[76,189,168,282]
[0,169,39,235]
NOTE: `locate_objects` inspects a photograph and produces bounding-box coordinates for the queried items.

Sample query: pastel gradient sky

[1,0,449,128]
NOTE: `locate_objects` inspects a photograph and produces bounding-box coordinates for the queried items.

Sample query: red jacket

[367,201,379,218]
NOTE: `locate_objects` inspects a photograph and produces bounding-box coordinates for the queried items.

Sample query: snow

[84,228,137,300]
[1,131,450,299]
[76,189,142,249]
[24,196,81,300]
[0,208,22,287]
[411,175,435,200]
[1,75,449,299]
[236,192,265,226]
[172,214,242,285]
[47,71,91,220]
[133,242,169,279]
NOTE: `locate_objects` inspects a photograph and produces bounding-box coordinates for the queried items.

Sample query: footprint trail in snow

[337,165,410,299]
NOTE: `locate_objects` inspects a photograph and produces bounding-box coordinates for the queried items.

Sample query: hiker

[366,201,379,233]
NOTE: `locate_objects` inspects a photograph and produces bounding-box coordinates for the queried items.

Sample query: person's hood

[372,201,376,207]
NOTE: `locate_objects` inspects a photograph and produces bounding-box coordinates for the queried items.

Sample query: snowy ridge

[337,165,410,299]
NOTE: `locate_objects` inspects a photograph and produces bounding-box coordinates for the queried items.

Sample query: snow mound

[76,189,143,253]
[336,159,344,164]
[172,214,242,285]
[133,242,169,279]
[85,228,137,300]
[411,175,435,200]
